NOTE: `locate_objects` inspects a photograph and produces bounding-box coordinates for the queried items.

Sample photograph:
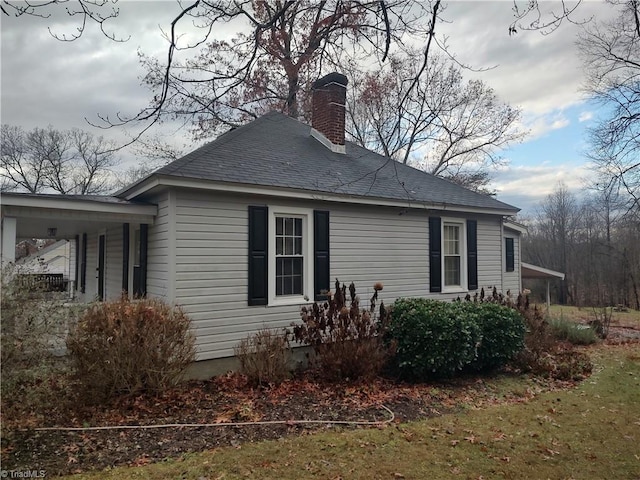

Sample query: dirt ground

[2,326,638,477]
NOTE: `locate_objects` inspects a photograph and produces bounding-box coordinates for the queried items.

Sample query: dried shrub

[510,298,593,380]
[553,351,593,380]
[234,328,292,386]
[513,304,556,373]
[590,306,613,339]
[1,265,84,422]
[292,279,391,382]
[67,296,195,403]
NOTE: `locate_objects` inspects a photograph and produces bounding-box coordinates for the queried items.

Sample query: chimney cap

[312,72,348,90]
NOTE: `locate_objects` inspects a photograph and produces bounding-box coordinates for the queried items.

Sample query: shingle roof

[153,112,518,213]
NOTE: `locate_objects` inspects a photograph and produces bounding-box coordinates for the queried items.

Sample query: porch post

[122,223,130,294]
[139,224,148,297]
[1,216,17,265]
[546,279,551,313]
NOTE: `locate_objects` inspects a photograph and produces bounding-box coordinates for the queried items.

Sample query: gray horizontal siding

[171,190,511,361]
[476,216,503,292]
[146,192,170,299]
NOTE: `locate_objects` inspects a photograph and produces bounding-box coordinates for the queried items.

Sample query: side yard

[2,283,639,478]
[44,343,640,479]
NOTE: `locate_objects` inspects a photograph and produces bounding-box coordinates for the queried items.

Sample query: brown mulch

[0,369,574,477]
[2,328,638,477]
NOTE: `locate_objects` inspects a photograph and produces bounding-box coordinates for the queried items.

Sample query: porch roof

[521,262,565,280]
[1,192,157,240]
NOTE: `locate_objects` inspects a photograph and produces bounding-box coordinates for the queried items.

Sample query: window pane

[294,218,302,236]
[276,276,284,296]
[293,257,302,275]
[276,217,283,235]
[285,218,293,235]
[444,256,461,286]
[276,237,283,255]
[293,273,302,295]
[294,237,302,255]
[285,237,293,255]
[275,257,303,296]
[444,225,460,255]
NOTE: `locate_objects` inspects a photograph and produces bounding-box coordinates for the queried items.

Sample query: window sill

[442,287,469,295]
[268,295,311,307]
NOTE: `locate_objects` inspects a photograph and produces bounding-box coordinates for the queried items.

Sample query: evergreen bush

[389,298,482,379]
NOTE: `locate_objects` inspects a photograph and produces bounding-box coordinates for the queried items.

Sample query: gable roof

[121,112,518,214]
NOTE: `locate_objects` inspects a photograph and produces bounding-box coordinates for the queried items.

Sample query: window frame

[441,218,468,293]
[267,206,314,306]
[505,236,515,273]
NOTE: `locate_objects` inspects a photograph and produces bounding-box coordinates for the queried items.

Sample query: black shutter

[429,216,442,293]
[97,234,106,301]
[80,233,87,294]
[138,224,148,297]
[467,219,478,290]
[122,223,130,293]
[314,210,330,301]
[248,206,268,306]
[74,235,79,291]
[505,237,515,272]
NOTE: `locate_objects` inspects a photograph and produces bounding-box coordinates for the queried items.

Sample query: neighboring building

[15,239,73,277]
[1,72,528,374]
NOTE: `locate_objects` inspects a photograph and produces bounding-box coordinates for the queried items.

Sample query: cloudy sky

[0,1,616,214]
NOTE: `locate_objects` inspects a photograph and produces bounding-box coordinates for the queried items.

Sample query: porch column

[1,216,17,265]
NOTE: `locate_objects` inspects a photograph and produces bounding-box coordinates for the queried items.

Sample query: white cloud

[578,111,594,122]
[438,2,614,117]
[491,163,595,213]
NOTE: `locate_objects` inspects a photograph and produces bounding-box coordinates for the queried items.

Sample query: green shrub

[470,302,526,371]
[67,296,196,403]
[234,328,291,386]
[292,279,391,382]
[549,317,599,345]
[389,298,482,380]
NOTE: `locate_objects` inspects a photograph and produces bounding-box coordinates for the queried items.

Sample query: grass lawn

[65,343,640,480]
[546,304,640,328]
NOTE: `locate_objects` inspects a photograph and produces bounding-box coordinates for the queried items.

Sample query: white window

[442,220,467,292]
[268,207,314,305]
[275,216,304,296]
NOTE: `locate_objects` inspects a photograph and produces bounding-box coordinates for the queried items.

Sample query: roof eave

[123,175,519,216]
[1,193,157,217]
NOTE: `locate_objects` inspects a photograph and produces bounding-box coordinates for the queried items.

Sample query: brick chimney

[311,72,348,153]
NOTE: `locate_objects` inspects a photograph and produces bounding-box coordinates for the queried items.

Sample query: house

[1,72,525,376]
[13,239,75,292]
[15,239,73,277]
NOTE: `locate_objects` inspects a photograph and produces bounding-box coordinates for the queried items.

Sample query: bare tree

[130,0,438,142]
[0,125,119,194]
[112,133,186,190]
[523,181,640,309]
[1,125,50,193]
[2,0,591,162]
[533,183,581,304]
[0,0,123,41]
[579,0,640,218]
[67,129,119,194]
[346,52,525,189]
